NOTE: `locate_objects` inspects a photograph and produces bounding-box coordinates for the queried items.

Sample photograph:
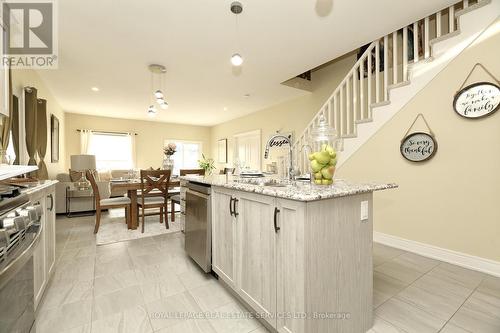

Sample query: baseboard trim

[374,232,500,277]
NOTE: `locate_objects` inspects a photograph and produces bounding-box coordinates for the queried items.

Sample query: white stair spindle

[402,27,408,81]
[333,94,339,134]
[346,77,351,134]
[436,11,442,38]
[449,6,455,33]
[360,60,365,120]
[353,68,358,121]
[375,40,380,103]
[383,35,389,100]
[392,31,398,84]
[328,98,333,128]
[424,17,430,59]
[367,48,372,118]
[340,85,344,136]
[413,22,419,63]
[463,0,469,8]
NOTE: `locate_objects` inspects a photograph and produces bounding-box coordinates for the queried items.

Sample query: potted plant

[198,154,216,175]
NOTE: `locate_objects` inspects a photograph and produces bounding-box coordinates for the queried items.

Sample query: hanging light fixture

[147,64,168,116]
[230,53,243,66]
[147,105,157,117]
[230,2,244,66]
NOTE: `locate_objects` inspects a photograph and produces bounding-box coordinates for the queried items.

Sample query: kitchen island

[181,174,396,333]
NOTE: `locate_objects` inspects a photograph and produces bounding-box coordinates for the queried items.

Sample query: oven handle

[0,219,43,290]
[186,189,210,200]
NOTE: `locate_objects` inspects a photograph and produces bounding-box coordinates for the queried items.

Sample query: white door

[211,188,237,287]
[236,192,277,329]
[234,130,261,171]
[276,199,306,333]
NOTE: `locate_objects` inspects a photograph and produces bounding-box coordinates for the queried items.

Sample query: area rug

[96,208,181,245]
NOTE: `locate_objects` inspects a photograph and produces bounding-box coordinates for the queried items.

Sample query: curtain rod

[76,129,138,136]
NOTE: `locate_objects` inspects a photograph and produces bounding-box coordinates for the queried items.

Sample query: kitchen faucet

[264,133,294,181]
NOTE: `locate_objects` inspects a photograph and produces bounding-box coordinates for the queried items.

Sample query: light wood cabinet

[276,198,306,333]
[236,192,277,328]
[211,188,237,287]
[211,187,373,333]
[32,185,57,309]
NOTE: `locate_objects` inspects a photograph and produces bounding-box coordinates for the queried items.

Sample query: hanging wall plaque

[400,114,437,163]
[453,82,500,118]
[453,63,500,119]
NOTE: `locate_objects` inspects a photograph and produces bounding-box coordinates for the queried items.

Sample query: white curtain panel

[129,133,136,169]
[80,129,93,154]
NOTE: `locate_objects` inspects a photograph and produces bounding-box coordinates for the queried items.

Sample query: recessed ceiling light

[91,87,99,92]
[223,107,228,111]
[243,93,250,98]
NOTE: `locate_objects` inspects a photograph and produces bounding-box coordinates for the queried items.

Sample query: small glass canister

[308,114,341,185]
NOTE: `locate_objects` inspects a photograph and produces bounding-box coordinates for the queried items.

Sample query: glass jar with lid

[308,114,341,185]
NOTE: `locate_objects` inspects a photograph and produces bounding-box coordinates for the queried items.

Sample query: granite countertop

[21,180,59,196]
[180,174,397,202]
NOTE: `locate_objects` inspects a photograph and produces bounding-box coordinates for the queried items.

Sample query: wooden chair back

[86,170,101,207]
[139,169,172,200]
[180,169,205,176]
[220,167,235,175]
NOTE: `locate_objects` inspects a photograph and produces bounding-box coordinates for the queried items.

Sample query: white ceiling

[36,0,457,126]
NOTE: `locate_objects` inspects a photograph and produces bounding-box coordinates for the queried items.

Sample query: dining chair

[87,170,131,234]
[138,169,171,233]
[170,168,205,222]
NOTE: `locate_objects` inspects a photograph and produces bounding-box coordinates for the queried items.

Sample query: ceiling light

[243,93,250,98]
[91,87,99,92]
[230,2,244,67]
[230,53,243,66]
[154,90,164,99]
[147,105,157,117]
[157,98,165,104]
[223,107,228,111]
[160,102,168,110]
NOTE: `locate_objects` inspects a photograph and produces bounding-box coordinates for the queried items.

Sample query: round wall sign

[400,132,437,162]
[453,82,500,119]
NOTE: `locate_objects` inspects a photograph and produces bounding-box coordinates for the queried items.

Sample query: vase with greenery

[162,143,177,171]
[198,154,216,175]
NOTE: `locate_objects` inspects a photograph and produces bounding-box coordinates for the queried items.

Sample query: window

[88,132,134,170]
[164,140,202,175]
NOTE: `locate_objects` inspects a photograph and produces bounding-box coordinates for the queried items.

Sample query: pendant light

[230,2,244,66]
[147,64,168,117]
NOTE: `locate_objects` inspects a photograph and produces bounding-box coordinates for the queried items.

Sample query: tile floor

[33,211,500,333]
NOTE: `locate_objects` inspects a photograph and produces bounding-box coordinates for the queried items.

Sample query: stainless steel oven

[0,193,43,333]
[184,181,211,273]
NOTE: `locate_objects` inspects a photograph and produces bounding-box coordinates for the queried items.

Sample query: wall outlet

[360,201,369,222]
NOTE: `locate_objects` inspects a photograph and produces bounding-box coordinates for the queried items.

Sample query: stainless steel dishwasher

[184,181,211,273]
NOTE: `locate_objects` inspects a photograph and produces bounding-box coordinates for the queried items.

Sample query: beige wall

[338,26,500,261]
[210,53,357,170]
[12,69,66,179]
[64,113,211,170]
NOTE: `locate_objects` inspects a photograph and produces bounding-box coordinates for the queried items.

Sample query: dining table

[110,177,181,230]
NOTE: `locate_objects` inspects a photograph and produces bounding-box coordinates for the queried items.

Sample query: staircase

[292,0,500,172]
